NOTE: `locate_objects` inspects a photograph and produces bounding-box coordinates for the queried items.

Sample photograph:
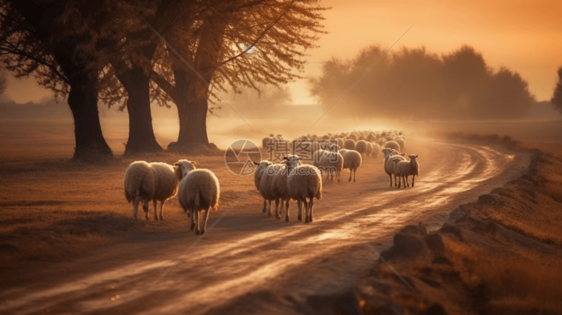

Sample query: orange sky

[4,0,562,104]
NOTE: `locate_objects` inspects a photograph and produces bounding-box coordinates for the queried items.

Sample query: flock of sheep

[123,130,419,233]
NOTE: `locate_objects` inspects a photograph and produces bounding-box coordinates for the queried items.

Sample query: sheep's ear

[174,162,180,166]
[191,161,197,165]
[253,161,260,166]
[415,154,419,158]
[400,153,405,156]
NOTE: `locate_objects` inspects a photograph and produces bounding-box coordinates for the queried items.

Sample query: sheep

[371,142,380,158]
[394,138,405,151]
[257,162,284,216]
[313,149,344,182]
[336,138,344,149]
[282,155,322,223]
[271,163,291,220]
[175,160,220,235]
[392,154,420,188]
[384,140,401,152]
[253,160,273,214]
[355,140,368,157]
[365,142,373,157]
[262,134,275,149]
[344,139,356,150]
[124,161,179,220]
[339,149,362,182]
[397,154,420,187]
[382,148,406,187]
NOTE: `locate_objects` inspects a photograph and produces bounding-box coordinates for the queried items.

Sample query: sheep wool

[392,154,420,188]
[384,140,401,153]
[340,149,362,182]
[124,161,179,220]
[382,148,405,187]
[344,139,356,151]
[176,160,220,235]
[283,155,322,223]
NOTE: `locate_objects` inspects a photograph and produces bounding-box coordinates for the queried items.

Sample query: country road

[0,138,531,315]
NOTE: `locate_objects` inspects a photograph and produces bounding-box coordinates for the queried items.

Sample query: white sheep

[282,155,322,223]
[124,161,179,220]
[382,148,405,187]
[253,160,273,214]
[339,149,362,182]
[392,154,420,188]
[313,149,344,182]
[384,140,401,152]
[271,163,292,219]
[394,138,405,151]
[256,162,283,216]
[355,140,368,157]
[175,160,220,235]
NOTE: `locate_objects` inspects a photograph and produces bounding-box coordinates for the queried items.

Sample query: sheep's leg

[143,201,149,220]
[353,169,356,182]
[348,170,352,182]
[276,199,284,219]
[195,209,201,235]
[153,200,158,220]
[303,199,309,223]
[267,200,272,215]
[297,200,303,221]
[283,199,289,221]
[159,201,164,220]
[190,207,195,231]
[201,208,210,235]
[273,199,279,217]
[412,175,415,187]
[308,198,314,223]
[262,198,267,213]
[133,196,139,220]
[388,174,393,187]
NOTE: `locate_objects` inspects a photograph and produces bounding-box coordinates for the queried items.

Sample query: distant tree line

[551,66,562,114]
[0,0,326,160]
[309,45,537,120]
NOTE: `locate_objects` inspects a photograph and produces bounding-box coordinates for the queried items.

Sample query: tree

[97,0,181,155]
[149,0,326,151]
[0,0,112,160]
[308,44,535,120]
[0,68,6,94]
[551,66,562,113]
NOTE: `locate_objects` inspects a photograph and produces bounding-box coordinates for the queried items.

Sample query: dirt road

[0,138,530,314]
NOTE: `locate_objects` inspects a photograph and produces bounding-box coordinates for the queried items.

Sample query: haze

[4,0,561,105]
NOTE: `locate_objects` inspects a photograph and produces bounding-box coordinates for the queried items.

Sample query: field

[0,118,561,314]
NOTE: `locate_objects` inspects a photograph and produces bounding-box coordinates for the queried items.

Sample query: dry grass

[0,142,254,269]
[443,237,562,314]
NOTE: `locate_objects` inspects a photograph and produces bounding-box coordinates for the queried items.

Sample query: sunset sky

[4,0,561,105]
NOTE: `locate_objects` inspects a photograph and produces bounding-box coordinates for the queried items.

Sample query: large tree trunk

[119,68,162,155]
[167,17,226,152]
[176,88,210,146]
[67,69,113,160]
[10,0,112,161]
